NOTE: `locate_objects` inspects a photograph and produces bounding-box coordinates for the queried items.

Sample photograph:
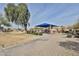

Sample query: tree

[1,19,11,27]
[0,17,11,27]
[17,3,30,32]
[5,3,30,32]
[4,4,16,22]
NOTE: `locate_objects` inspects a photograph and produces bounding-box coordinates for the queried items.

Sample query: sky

[0,3,79,28]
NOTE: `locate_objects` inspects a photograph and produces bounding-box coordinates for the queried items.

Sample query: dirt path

[0,33,79,56]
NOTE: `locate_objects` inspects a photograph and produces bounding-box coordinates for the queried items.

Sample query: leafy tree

[5,3,30,32]
[4,4,16,22]
[1,19,11,27]
[16,3,30,32]
[0,17,11,27]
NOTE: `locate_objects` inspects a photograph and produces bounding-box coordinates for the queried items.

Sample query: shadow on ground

[59,41,79,51]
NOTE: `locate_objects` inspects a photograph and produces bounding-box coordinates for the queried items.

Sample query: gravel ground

[0,33,79,56]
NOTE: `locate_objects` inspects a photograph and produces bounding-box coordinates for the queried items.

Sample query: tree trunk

[18,25,19,29]
[24,24,27,33]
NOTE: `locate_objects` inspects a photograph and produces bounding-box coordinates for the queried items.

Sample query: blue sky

[0,3,79,28]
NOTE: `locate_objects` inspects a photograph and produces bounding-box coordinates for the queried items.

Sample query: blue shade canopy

[36,23,57,27]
